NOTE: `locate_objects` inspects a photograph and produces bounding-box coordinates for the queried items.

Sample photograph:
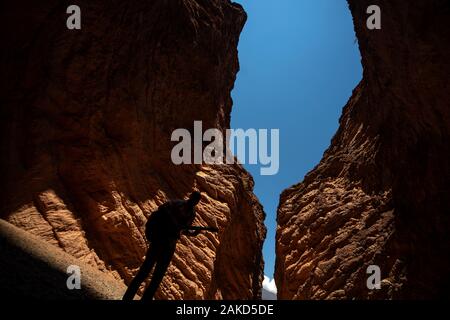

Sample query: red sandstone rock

[0,0,266,299]
[0,219,127,299]
[276,0,450,299]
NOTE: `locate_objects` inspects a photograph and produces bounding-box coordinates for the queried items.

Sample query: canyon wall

[0,0,266,299]
[276,0,450,299]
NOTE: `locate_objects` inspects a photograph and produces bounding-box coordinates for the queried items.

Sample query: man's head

[187,191,201,206]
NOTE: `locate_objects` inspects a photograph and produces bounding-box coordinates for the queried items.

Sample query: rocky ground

[0,0,265,299]
[0,219,126,299]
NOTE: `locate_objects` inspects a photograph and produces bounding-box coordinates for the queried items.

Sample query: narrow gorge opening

[2,0,448,301]
[231,0,362,298]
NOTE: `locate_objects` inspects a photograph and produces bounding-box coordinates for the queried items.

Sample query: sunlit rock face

[0,0,266,299]
[276,0,450,299]
[0,219,126,299]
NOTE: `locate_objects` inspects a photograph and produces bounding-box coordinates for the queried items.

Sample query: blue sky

[231,0,362,279]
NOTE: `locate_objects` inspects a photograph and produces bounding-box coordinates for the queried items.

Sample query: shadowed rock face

[0,0,266,299]
[276,0,450,299]
[0,219,126,299]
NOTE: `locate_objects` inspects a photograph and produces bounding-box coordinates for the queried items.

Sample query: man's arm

[182,226,219,236]
[186,226,219,232]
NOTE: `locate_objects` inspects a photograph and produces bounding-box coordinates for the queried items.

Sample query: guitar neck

[188,226,219,232]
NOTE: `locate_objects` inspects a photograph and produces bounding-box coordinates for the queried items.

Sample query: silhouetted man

[123,191,217,301]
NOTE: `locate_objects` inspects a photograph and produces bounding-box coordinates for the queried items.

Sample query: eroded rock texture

[0,0,265,299]
[276,0,450,299]
[0,219,126,299]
